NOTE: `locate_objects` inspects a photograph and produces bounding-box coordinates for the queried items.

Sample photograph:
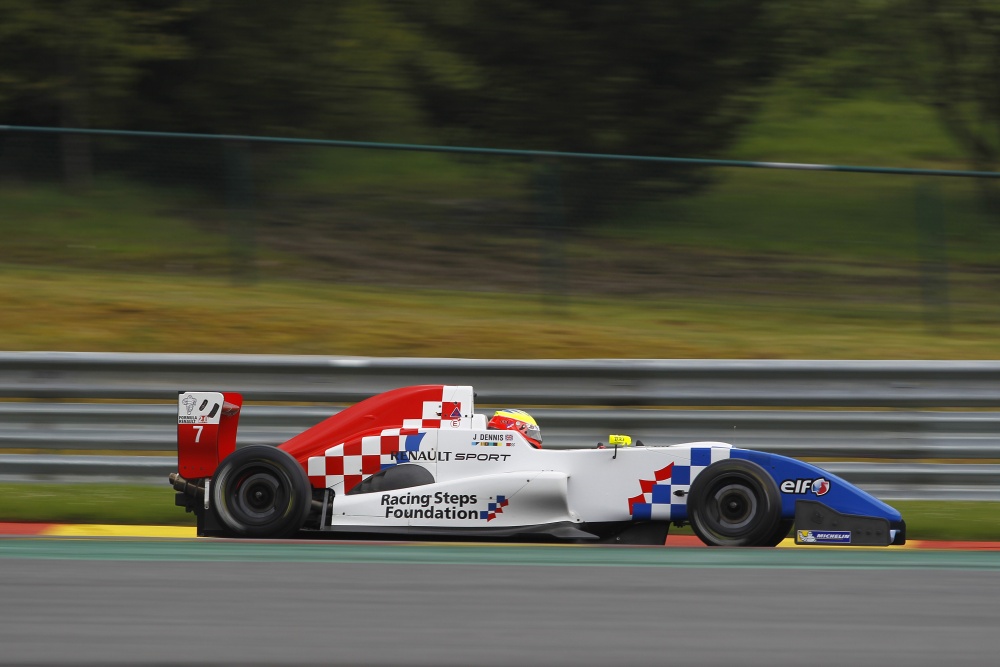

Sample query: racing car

[170,384,905,546]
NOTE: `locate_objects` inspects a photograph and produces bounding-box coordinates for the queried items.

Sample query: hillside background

[2,0,999,359]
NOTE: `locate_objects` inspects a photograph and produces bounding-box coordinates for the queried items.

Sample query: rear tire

[688,459,783,547]
[211,445,311,538]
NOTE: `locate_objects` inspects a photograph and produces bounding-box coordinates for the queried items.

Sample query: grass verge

[3,265,999,359]
[0,483,194,527]
[1,484,996,542]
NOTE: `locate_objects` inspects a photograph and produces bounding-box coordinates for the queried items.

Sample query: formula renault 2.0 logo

[780,477,831,496]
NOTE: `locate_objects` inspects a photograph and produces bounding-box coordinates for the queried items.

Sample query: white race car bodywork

[322,429,733,532]
[173,384,906,546]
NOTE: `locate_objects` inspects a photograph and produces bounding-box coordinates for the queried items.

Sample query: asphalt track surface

[2,538,1000,667]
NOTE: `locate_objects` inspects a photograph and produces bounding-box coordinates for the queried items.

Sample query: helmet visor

[524,423,542,444]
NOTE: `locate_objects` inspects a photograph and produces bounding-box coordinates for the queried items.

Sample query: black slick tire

[688,458,783,547]
[762,518,795,547]
[211,445,311,538]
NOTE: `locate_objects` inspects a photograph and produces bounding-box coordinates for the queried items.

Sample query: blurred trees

[131,1,424,138]
[1,2,781,160]
[897,0,1000,212]
[0,0,423,137]
[769,0,1000,211]
[399,1,781,155]
[3,0,1000,203]
[398,1,784,221]
[0,0,190,185]
[0,0,189,128]
[899,2,1000,175]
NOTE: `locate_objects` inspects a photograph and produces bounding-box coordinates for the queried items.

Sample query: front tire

[688,459,783,547]
[211,445,311,538]
[759,518,794,547]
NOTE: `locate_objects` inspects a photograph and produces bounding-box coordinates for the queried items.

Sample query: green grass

[1,264,998,358]
[589,93,999,264]
[0,180,233,269]
[1,484,995,542]
[596,96,999,264]
[893,500,1000,542]
[733,92,966,166]
[3,91,999,298]
[6,95,999,272]
[0,483,194,526]
[288,145,529,198]
[607,171,1000,264]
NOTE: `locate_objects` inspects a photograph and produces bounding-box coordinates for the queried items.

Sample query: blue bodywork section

[405,433,425,451]
[731,448,902,523]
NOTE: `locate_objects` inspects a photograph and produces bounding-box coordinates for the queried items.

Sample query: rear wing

[177,391,243,478]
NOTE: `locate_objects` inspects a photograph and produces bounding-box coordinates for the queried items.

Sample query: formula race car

[170,385,906,547]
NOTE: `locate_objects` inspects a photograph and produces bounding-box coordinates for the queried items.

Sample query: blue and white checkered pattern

[629,447,732,521]
[481,495,509,521]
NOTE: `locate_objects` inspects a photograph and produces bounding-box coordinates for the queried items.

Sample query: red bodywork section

[279,385,452,486]
[177,392,243,479]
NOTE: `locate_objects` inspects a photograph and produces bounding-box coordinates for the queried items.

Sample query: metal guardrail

[3,352,1000,406]
[1,353,998,499]
[2,403,999,459]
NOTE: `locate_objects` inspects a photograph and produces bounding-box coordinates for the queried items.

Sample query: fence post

[224,141,257,284]
[533,158,568,310]
[915,181,950,334]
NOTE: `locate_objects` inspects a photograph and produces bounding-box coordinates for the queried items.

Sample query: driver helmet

[487,408,542,447]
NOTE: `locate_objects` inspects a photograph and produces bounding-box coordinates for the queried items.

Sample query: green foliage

[401,1,786,222]
[0,0,191,127]
[760,0,1000,178]
[404,2,779,153]
[2,0,999,180]
[903,1,1000,172]
[130,1,423,139]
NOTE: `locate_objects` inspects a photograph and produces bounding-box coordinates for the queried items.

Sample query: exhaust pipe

[169,472,203,497]
[170,472,326,513]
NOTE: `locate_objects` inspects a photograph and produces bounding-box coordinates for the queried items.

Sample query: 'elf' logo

[780,477,831,496]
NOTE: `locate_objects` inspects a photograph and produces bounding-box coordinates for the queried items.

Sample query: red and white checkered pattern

[307,428,418,492]
[304,386,475,492]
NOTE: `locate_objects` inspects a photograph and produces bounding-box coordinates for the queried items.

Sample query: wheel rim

[711,483,757,531]
[230,466,290,524]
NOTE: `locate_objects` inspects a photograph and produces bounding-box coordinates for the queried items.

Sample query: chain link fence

[3,126,999,326]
